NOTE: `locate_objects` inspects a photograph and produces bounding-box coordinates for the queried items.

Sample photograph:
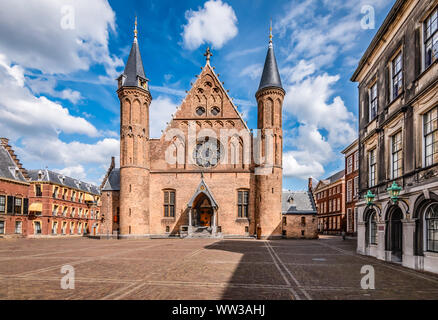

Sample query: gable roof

[28,169,100,195]
[187,177,218,208]
[315,169,345,191]
[282,191,317,215]
[0,144,28,184]
[162,56,250,137]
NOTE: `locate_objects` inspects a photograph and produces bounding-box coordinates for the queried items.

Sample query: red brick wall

[0,179,30,236]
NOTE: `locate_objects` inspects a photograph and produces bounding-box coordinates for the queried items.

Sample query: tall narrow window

[238,190,249,218]
[354,176,359,198]
[163,190,175,217]
[35,185,42,197]
[0,196,5,214]
[391,131,403,179]
[424,107,438,166]
[424,8,438,69]
[391,52,403,100]
[369,149,376,187]
[34,221,41,234]
[354,151,359,171]
[0,221,5,234]
[15,221,22,234]
[347,180,352,203]
[369,82,378,121]
[426,203,438,252]
[14,198,22,215]
[347,155,353,174]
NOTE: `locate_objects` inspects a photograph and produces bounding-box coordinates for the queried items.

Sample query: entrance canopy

[187,178,218,209]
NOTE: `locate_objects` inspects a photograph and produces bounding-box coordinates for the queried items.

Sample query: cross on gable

[204,47,213,64]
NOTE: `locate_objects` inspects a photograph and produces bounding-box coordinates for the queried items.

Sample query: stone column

[188,208,193,235]
[376,222,386,261]
[212,208,217,234]
[357,222,366,255]
[402,219,416,269]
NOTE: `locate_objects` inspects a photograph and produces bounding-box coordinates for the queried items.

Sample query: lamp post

[365,190,375,205]
[387,181,402,204]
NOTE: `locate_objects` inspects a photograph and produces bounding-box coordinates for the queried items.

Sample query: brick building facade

[100,23,318,239]
[0,137,101,238]
[342,139,359,236]
[314,170,345,235]
[27,170,101,237]
[0,138,30,237]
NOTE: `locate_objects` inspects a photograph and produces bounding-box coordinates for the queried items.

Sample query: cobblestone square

[1,236,438,300]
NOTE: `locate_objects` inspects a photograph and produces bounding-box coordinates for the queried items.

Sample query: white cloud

[149,96,179,138]
[240,64,262,80]
[0,55,98,139]
[53,165,87,180]
[277,0,393,67]
[281,63,356,180]
[0,0,123,76]
[27,77,82,104]
[182,0,238,50]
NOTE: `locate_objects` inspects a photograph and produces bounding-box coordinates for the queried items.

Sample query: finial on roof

[269,18,273,46]
[204,47,213,65]
[134,16,138,43]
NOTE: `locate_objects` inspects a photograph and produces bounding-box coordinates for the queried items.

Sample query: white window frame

[15,221,22,234]
[389,51,403,102]
[369,149,377,187]
[423,7,438,70]
[391,131,403,179]
[369,82,378,121]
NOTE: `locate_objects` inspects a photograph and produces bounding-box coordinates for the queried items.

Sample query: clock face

[193,139,222,168]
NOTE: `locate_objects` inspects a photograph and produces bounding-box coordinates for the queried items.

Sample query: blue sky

[0,0,394,189]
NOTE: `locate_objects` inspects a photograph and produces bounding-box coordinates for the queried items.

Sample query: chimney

[111,156,115,169]
[308,177,313,191]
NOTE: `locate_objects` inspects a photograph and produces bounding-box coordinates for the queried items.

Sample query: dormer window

[38,170,43,180]
[288,195,294,204]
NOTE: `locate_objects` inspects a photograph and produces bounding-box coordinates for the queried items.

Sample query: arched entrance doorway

[193,193,213,227]
[387,207,403,261]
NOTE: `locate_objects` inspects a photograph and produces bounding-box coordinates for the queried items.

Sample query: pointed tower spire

[257,20,283,93]
[117,16,148,90]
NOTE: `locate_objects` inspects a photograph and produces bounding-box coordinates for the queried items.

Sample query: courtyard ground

[0,235,438,300]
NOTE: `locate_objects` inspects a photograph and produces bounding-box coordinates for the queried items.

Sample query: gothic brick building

[100,23,315,239]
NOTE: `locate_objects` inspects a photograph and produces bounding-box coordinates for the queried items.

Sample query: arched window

[369,211,378,245]
[425,204,438,252]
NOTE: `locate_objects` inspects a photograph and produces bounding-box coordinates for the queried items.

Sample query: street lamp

[387,181,402,204]
[365,190,375,205]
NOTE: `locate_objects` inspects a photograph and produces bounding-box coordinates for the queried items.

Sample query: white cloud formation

[53,165,87,181]
[0,0,123,76]
[149,96,179,138]
[27,77,82,104]
[277,0,393,67]
[282,62,356,180]
[182,0,238,50]
[240,64,262,80]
